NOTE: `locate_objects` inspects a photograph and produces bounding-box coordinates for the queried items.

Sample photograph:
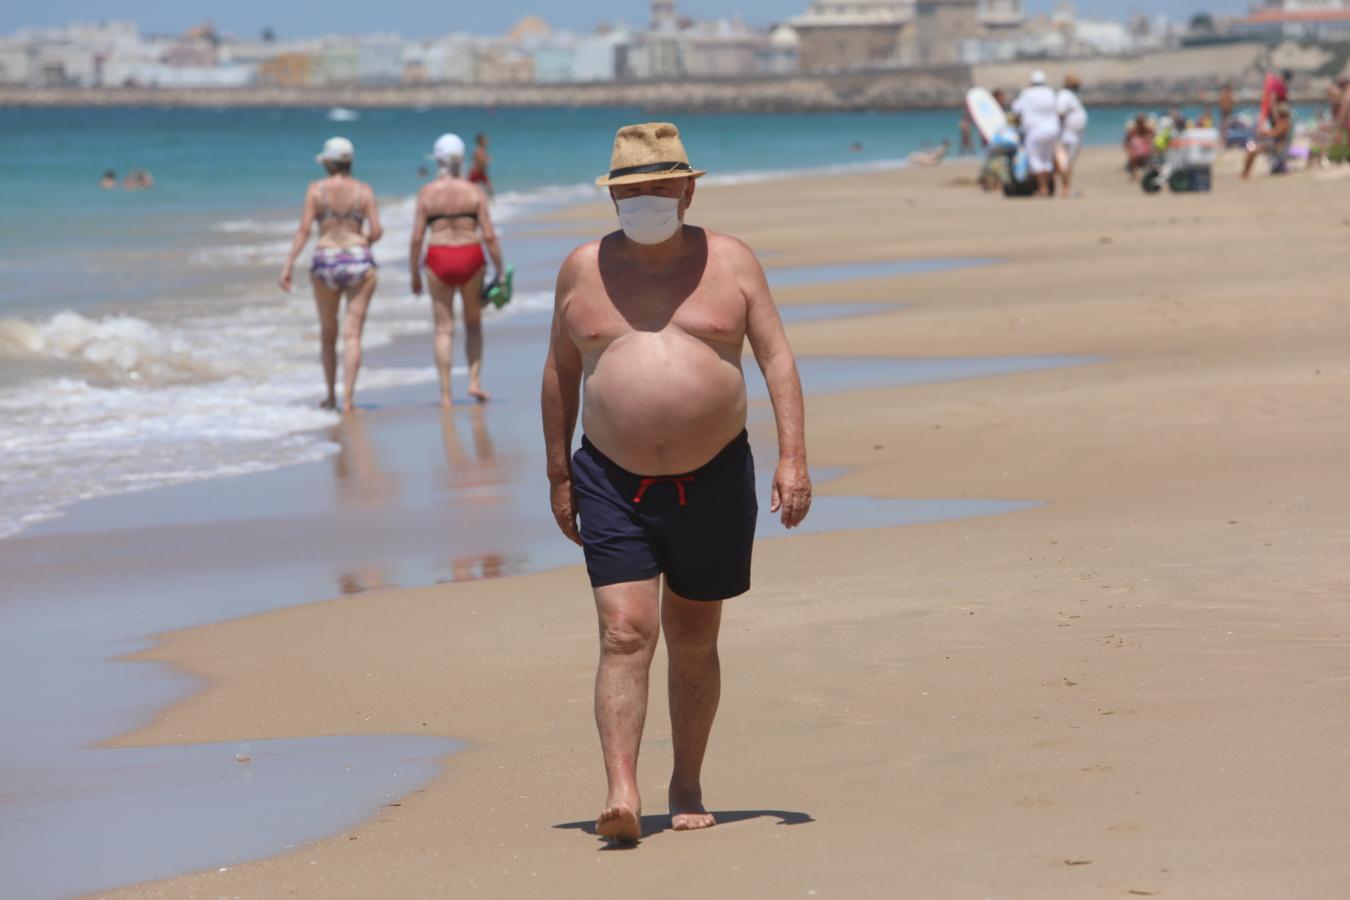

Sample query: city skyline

[3,1,1253,39]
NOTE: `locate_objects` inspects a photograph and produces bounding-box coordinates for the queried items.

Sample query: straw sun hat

[595,122,706,187]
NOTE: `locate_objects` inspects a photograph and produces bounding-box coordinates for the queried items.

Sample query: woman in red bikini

[410,132,504,405]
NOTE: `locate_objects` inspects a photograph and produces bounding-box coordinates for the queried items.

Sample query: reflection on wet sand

[440,407,513,581]
[447,552,506,583]
[439,405,501,494]
[333,413,400,509]
[332,414,399,594]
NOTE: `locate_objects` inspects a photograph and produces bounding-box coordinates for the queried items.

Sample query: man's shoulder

[558,238,608,285]
[703,228,757,262]
[563,237,605,266]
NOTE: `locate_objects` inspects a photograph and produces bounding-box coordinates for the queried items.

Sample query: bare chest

[566,274,745,354]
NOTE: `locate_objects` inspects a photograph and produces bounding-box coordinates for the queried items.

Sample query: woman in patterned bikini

[279,136,383,413]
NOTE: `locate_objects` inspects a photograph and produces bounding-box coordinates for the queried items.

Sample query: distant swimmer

[468,132,493,199]
[409,133,505,405]
[123,169,154,191]
[542,122,811,844]
[278,137,383,413]
[908,138,950,166]
[100,170,117,190]
[1012,70,1059,197]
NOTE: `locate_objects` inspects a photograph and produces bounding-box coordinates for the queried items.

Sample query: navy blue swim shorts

[571,430,758,601]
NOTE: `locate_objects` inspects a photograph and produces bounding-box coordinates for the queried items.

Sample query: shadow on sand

[553,809,815,848]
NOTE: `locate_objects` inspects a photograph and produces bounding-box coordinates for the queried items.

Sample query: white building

[573,31,628,82]
[358,36,404,85]
[0,40,33,84]
[1234,0,1350,39]
[683,18,765,79]
[759,24,801,75]
[405,36,478,84]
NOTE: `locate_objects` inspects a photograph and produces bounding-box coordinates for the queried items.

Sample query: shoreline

[17,147,1350,897]
[0,174,1095,898]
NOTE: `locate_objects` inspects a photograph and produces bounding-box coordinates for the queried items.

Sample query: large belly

[583,331,746,475]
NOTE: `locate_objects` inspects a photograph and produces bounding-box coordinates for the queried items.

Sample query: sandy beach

[84,147,1350,898]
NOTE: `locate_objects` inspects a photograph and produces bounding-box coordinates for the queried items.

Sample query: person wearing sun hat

[1012,70,1060,197]
[279,136,382,413]
[541,122,811,844]
[409,132,504,405]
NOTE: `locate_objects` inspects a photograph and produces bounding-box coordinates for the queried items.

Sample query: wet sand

[1,255,1075,895]
[76,148,1350,896]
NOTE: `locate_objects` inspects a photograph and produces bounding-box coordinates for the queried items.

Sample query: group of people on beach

[278,132,502,412]
[278,119,812,845]
[969,71,1088,198]
[1009,70,1089,197]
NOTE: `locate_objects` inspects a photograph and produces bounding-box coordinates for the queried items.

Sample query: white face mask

[615,194,682,245]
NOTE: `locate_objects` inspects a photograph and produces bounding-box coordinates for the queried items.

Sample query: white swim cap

[433,133,466,163]
[1030,70,1047,86]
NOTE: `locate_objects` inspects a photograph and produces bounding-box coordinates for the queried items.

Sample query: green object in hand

[483,265,514,310]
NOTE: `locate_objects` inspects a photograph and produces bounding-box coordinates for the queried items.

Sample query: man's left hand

[770,459,812,529]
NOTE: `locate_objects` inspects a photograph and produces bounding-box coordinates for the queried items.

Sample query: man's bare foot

[342,400,357,414]
[596,805,641,843]
[468,386,490,403]
[320,397,337,411]
[669,784,716,831]
[440,394,454,409]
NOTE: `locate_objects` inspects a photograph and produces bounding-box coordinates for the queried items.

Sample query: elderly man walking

[541,122,812,843]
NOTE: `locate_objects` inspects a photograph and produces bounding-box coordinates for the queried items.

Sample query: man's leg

[594,577,661,842]
[662,585,723,831]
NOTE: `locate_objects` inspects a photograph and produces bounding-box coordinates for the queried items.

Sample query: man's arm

[541,251,586,545]
[737,239,811,529]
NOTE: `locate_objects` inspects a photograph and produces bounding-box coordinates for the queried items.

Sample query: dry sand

[102,149,1350,898]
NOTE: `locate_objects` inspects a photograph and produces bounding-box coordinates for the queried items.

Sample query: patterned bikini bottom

[311,246,376,290]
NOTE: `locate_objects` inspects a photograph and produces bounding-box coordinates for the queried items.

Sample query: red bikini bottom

[425,244,485,286]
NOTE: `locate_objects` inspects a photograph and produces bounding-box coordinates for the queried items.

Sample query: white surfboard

[966,87,1008,145]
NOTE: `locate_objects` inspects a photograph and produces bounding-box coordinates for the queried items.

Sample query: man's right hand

[278,267,293,293]
[550,476,582,546]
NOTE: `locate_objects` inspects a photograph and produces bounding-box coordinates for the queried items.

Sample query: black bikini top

[426,210,478,225]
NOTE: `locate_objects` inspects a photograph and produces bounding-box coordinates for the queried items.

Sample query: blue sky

[6,2,1252,38]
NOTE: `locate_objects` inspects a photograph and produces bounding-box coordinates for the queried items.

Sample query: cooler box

[1170,128,1219,167]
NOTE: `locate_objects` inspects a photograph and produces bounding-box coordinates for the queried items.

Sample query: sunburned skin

[542,167,810,844]
[566,228,749,475]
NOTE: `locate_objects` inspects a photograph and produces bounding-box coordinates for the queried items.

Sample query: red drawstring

[633,475,695,506]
